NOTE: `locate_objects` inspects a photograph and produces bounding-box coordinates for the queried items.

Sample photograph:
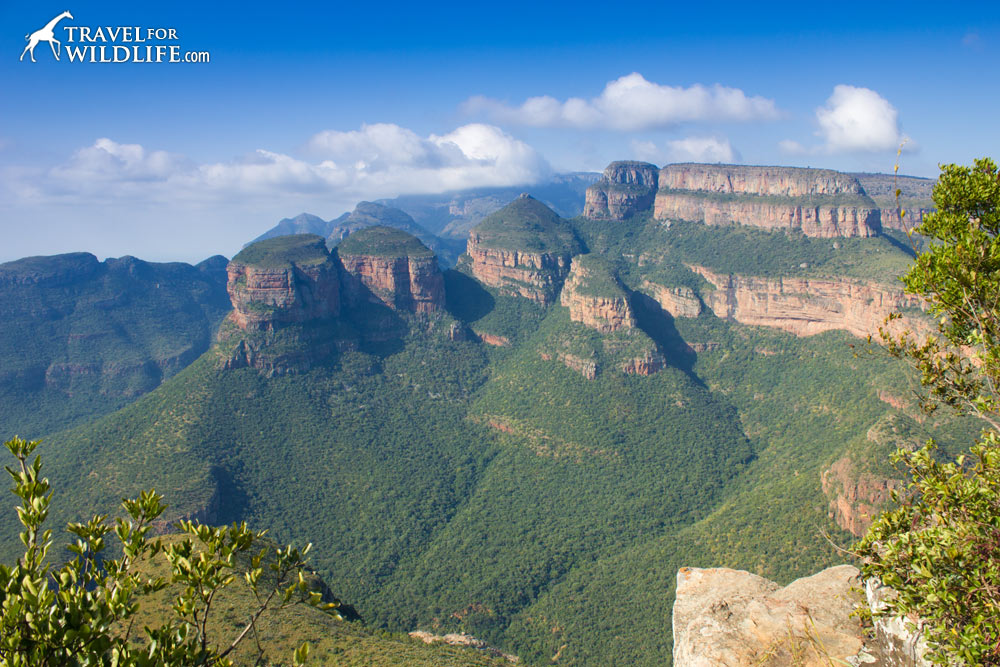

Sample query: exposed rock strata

[821,456,903,537]
[339,253,445,314]
[640,280,702,318]
[672,565,865,666]
[466,195,581,305]
[654,164,881,237]
[689,265,927,339]
[226,237,341,331]
[559,257,636,333]
[583,160,659,220]
[621,350,666,375]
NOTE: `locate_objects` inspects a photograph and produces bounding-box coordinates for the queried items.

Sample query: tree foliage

[0,436,339,667]
[857,158,1000,665]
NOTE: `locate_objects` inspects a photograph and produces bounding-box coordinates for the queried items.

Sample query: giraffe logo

[20,11,74,62]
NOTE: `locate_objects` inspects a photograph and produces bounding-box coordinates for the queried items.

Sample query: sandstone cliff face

[880,207,931,232]
[821,456,903,537]
[583,161,659,220]
[640,280,702,318]
[689,265,927,339]
[654,164,881,237]
[339,253,444,314]
[672,565,865,666]
[467,238,574,305]
[654,194,881,238]
[559,258,636,333]
[226,237,341,331]
[660,164,865,196]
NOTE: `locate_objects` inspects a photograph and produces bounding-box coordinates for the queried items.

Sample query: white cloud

[815,85,908,153]
[630,136,738,164]
[779,85,912,155]
[5,124,550,206]
[464,73,780,131]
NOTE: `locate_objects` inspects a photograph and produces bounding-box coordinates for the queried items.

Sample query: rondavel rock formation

[654,164,882,238]
[672,566,931,666]
[466,194,582,305]
[222,230,445,372]
[582,160,660,220]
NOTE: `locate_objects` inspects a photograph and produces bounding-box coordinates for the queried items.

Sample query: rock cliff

[672,565,931,666]
[821,455,902,537]
[583,160,660,220]
[639,280,702,318]
[559,255,636,333]
[226,235,342,331]
[337,226,445,314]
[466,194,582,305]
[672,565,865,666]
[688,264,926,339]
[654,164,881,237]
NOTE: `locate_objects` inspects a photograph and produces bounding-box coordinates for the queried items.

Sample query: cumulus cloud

[815,85,907,153]
[779,85,911,155]
[464,73,780,131]
[631,136,738,164]
[5,124,550,205]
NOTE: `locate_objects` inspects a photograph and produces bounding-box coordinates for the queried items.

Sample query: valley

[0,161,971,665]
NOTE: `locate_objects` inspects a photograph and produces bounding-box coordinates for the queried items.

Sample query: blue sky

[2,0,998,262]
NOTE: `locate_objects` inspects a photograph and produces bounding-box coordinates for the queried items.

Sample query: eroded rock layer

[559,256,635,333]
[672,565,865,667]
[339,252,444,314]
[226,235,341,331]
[654,164,881,237]
[689,265,926,339]
[583,160,660,220]
[466,194,581,304]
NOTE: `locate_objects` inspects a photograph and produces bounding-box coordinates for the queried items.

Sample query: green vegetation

[566,254,627,299]
[337,225,435,258]
[0,253,230,439]
[0,436,334,666]
[853,172,936,211]
[231,234,330,268]
[858,159,1000,665]
[471,196,582,254]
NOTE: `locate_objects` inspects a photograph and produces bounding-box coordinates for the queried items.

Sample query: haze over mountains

[0,161,964,665]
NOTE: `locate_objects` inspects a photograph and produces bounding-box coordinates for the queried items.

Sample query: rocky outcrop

[640,280,702,318]
[227,235,341,331]
[821,456,903,537]
[583,161,659,220]
[672,565,865,666]
[689,265,927,339]
[466,194,581,305]
[654,164,881,237]
[660,164,866,196]
[621,350,666,376]
[672,565,933,667]
[880,207,931,232]
[338,227,445,314]
[467,242,574,305]
[559,256,636,333]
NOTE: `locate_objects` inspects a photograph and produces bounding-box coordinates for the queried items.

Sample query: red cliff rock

[640,280,702,318]
[688,264,928,339]
[466,194,581,305]
[226,235,341,331]
[583,161,659,220]
[559,256,636,333]
[821,456,903,537]
[654,164,881,238]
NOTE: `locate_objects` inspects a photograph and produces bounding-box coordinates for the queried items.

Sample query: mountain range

[0,162,967,666]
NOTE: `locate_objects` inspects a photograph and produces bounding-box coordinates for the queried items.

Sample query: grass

[471,196,582,254]
[337,225,435,258]
[231,235,331,268]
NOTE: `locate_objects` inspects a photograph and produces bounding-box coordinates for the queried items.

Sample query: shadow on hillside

[443,269,495,322]
[630,292,704,385]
